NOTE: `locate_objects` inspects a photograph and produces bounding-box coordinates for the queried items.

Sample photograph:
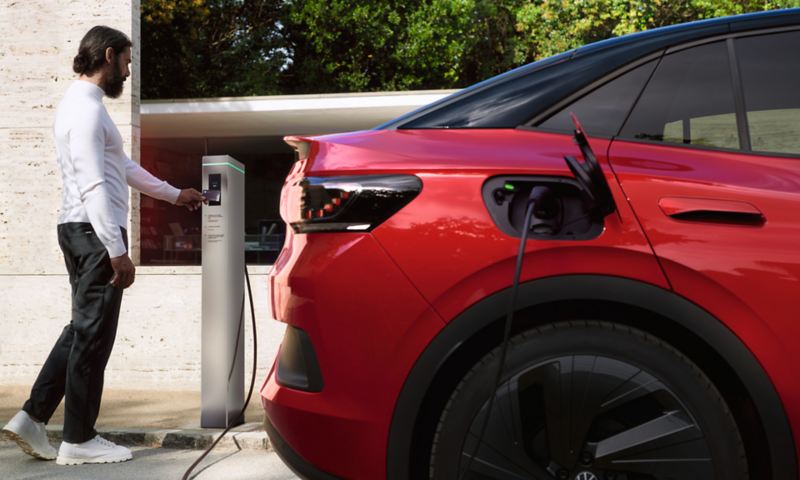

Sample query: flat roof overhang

[140,90,455,139]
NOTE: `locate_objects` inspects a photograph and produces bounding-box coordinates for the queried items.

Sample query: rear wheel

[429,321,747,480]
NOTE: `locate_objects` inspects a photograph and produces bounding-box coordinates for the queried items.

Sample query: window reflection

[621,41,739,150]
[140,136,294,266]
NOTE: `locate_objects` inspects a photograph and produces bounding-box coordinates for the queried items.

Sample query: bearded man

[1,25,205,465]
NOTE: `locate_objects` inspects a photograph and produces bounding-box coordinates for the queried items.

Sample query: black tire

[430,321,748,480]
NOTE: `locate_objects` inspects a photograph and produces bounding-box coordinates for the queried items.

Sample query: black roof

[380,8,800,130]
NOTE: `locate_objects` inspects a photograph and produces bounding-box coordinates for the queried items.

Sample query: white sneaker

[56,435,132,465]
[1,410,57,460]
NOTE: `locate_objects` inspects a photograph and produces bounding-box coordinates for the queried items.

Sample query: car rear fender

[386,274,796,480]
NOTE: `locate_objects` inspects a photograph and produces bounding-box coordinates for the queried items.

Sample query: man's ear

[105,47,114,64]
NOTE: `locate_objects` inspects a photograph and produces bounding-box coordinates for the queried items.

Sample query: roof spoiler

[284,136,314,161]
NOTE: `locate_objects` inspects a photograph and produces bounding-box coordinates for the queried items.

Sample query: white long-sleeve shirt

[54,80,180,258]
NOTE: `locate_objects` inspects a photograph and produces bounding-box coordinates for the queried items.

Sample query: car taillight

[284,175,422,233]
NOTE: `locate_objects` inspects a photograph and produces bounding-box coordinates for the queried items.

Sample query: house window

[140,136,294,266]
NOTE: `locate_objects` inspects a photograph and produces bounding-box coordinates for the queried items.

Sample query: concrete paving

[1,385,300,478]
[0,443,299,480]
[1,386,271,449]
[1,385,267,430]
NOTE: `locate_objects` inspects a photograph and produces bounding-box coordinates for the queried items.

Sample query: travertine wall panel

[0,269,283,390]
[0,0,139,275]
[0,1,270,392]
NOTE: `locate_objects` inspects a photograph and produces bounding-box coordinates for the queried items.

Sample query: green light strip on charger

[202,162,245,174]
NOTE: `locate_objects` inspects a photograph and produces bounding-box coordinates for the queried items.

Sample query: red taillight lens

[300,181,356,222]
[283,175,422,233]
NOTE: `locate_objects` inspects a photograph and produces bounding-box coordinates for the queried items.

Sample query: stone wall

[0,266,283,390]
[0,0,139,274]
[0,1,284,390]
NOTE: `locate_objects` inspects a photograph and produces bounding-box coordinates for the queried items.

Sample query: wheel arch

[386,274,796,480]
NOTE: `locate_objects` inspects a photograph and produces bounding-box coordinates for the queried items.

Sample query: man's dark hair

[72,26,132,75]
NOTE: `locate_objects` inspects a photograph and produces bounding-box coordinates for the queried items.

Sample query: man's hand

[176,188,206,211]
[110,253,135,289]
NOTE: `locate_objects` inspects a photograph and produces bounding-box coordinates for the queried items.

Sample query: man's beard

[103,63,125,99]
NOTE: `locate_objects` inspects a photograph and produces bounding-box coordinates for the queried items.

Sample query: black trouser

[23,222,126,444]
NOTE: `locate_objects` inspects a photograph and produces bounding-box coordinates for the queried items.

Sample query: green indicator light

[202,162,245,174]
[503,183,515,191]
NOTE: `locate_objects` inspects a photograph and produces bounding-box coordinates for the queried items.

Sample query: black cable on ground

[459,191,539,479]
[182,264,258,480]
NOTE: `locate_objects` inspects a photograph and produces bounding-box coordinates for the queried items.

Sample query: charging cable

[459,185,551,479]
[182,264,258,480]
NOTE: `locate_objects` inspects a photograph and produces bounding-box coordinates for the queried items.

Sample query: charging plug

[527,185,563,236]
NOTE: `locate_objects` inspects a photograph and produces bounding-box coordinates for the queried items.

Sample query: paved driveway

[0,443,299,480]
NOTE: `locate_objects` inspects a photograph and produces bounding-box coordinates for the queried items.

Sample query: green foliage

[281,0,520,92]
[281,0,411,92]
[512,0,800,61]
[141,0,800,98]
[141,0,286,99]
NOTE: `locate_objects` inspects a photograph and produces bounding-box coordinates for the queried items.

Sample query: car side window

[620,41,739,150]
[737,30,800,156]
[536,60,657,137]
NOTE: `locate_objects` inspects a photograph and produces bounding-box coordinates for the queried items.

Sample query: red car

[261,9,800,480]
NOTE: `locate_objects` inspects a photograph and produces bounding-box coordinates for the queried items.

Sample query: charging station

[201,155,246,428]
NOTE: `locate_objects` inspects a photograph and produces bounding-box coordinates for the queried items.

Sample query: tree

[280,1,412,93]
[512,0,800,62]
[395,0,521,89]
[141,0,286,99]
[142,0,800,98]
[280,0,800,94]
[280,0,521,93]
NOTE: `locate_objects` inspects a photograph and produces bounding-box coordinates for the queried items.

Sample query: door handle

[658,197,765,225]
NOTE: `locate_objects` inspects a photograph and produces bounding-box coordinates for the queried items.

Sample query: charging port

[482,176,604,240]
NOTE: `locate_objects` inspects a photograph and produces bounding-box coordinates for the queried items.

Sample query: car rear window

[536,59,657,137]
